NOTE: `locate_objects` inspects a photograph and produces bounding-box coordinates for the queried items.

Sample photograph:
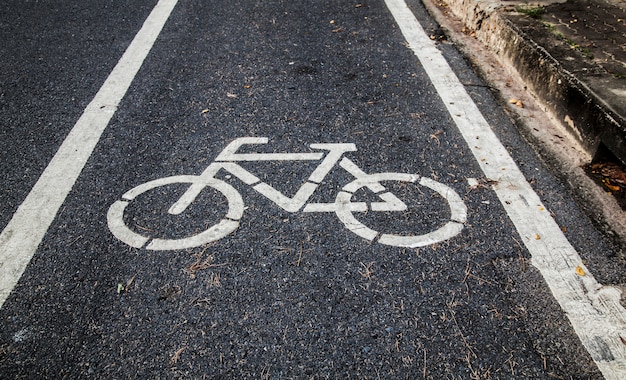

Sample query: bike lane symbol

[107,137,467,250]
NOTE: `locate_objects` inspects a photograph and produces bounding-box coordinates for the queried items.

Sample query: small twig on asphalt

[446,298,477,360]
[423,349,428,379]
[170,347,186,365]
[185,246,227,278]
[512,237,527,272]
[296,244,303,266]
[359,261,375,279]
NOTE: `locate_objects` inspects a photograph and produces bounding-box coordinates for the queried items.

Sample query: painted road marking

[334,172,467,248]
[0,0,179,309]
[384,0,626,377]
[107,137,467,250]
[109,175,245,251]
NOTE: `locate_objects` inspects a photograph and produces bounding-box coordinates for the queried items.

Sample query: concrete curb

[442,0,626,164]
[419,0,626,253]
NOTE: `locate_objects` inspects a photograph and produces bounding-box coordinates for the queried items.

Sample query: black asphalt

[0,0,158,230]
[0,0,620,378]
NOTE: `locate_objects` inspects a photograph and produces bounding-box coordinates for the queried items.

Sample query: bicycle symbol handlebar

[107,137,467,250]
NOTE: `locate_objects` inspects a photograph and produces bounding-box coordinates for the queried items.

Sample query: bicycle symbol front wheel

[334,173,467,247]
[107,175,244,250]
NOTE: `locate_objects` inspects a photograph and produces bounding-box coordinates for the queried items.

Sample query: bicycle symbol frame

[107,137,467,250]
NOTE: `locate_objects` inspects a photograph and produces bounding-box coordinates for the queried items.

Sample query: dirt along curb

[418,0,626,256]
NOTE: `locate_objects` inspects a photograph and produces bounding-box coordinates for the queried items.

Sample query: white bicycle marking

[107,137,467,250]
[334,173,467,247]
[108,175,244,250]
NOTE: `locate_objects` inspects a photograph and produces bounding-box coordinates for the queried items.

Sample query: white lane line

[0,0,179,309]
[385,0,626,378]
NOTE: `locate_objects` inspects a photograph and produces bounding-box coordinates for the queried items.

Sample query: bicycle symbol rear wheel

[334,173,467,247]
[107,175,244,250]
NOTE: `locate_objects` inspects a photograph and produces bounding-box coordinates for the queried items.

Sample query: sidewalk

[421,0,626,249]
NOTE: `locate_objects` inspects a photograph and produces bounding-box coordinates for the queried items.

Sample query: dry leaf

[534,234,541,240]
[575,266,586,276]
[603,180,620,192]
[589,161,626,193]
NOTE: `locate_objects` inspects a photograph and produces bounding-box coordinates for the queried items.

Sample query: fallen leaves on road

[508,98,524,108]
[586,161,626,208]
[591,162,626,184]
[576,265,586,276]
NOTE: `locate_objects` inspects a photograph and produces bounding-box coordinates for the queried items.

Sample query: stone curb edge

[418,0,626,255]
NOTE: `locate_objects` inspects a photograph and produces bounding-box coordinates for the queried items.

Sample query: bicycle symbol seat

[107,137,467,250]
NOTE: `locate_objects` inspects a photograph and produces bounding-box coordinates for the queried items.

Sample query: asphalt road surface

[1,0,625,378]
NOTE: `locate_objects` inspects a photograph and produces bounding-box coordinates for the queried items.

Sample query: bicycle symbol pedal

[107,137,467,250]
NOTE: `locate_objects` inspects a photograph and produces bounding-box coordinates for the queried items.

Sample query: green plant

[515,6,545,19]
[544,22,595,59]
